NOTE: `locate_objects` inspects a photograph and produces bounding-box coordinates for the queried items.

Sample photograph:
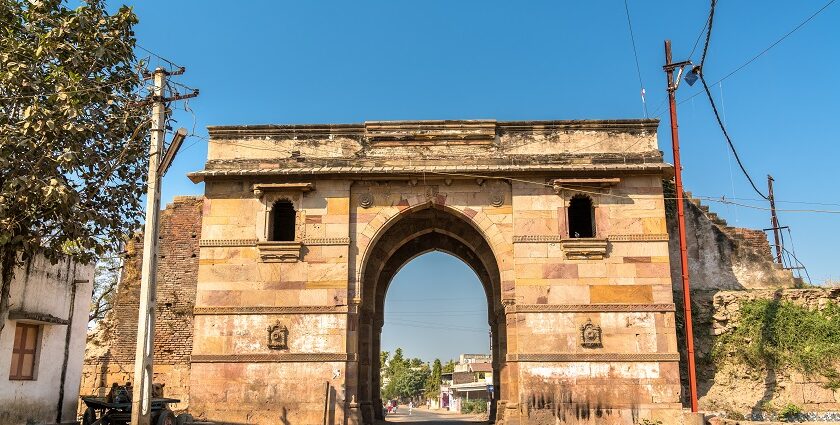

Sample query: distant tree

[409,357,423,368]
[384,362,429,400]
[442,359,457,374]
[0,0,147,334]
[424,358,443,398]
[388,348,406,376]
[380,351,390,369]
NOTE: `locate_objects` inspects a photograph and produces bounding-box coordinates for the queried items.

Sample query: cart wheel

[176,413,193,425]
[156,410,176,425]
[82,407,96,425]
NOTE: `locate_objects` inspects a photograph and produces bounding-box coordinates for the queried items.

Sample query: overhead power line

[698,0,769,200]
[623,0,648,117]
[663,0,838,111]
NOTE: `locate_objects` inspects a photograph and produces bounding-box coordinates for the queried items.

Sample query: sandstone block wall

[80,196,202,413]
[702,288,840,416]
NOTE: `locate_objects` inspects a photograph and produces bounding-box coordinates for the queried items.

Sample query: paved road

[379,406,486,424]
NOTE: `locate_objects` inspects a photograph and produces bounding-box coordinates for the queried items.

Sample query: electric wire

[659,0,838,114]
[135,44,183,70]
[623,0,648,117]
[698,0,769,200]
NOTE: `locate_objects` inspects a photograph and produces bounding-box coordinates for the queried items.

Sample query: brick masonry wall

[726,227,773,261]
[79,196,202,412]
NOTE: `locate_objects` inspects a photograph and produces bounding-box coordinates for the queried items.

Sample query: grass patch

[713,299,840,388]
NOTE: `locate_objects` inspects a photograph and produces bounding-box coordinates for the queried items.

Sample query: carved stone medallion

[359,193,374,209]
[267,321,289,350]
[580,319,602,348]
[490,191,504,207]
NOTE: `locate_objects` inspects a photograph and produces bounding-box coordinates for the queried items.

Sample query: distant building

[440,354,493,413]
[0,254,93,425]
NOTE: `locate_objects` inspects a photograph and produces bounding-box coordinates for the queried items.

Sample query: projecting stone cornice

[188,163,673,183]
[206,119,659,139]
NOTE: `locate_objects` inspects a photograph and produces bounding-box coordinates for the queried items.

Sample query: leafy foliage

[380,348,431,401]
[461,399,487,414]
[778,403,803,421]
[0,0,146,333]
[713,299,840,388]
[424,358,442,398]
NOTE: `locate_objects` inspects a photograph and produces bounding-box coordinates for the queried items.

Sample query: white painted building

[0,254,93,425]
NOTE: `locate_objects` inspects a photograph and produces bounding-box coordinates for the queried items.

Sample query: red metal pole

[664,39,698,413]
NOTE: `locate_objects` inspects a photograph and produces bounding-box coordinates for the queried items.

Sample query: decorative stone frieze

[304,237,350,246]
[560,238,609,259]
[193,306,347,315]
[199,238,258,247]
[191,353,357,363]
[512,235,563,243]
[609,233,669,242]
[507,303,675,313]
[506,353,681,362]
[256,241,301,262]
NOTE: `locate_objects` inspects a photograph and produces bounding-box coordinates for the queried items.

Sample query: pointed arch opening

[353,205,506,423]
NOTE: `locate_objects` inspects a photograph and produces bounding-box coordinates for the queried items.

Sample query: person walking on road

[408,401,414,416]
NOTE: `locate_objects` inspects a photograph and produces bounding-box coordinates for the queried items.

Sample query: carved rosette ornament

[359,193,374,209]
[490,191,504,207]
[580,319,602,348]
[267,321,289,350]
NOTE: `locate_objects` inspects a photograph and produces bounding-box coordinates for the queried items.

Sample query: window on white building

[9,323,40,380]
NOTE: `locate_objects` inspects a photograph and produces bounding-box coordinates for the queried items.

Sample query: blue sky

[123,1,839,360]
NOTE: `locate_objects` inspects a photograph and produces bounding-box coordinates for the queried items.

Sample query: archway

[356,205,507,423]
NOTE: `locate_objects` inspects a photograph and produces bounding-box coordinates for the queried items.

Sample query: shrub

[713,299,840,388]
[461,399,488,414]
[779,403,803,421]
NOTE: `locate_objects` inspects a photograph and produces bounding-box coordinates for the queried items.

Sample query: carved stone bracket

[560,238,609,260]
[580,319,602,348]
[257,241,301,263]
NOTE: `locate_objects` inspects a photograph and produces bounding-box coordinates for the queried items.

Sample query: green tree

[424,358,442,398]
[442,359,457,373]
[0,0,146,334]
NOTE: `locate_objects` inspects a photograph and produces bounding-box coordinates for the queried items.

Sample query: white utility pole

[131,67,166,425]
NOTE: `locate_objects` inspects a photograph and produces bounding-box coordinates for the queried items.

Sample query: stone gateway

[178,119,681,424]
